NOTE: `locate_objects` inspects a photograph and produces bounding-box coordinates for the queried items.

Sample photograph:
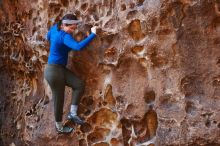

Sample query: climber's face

[62,23,77,33]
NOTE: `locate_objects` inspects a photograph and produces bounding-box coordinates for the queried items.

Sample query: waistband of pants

[47,63,66,68]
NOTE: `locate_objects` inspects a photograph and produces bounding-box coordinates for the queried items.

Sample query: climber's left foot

[67,113,85,125]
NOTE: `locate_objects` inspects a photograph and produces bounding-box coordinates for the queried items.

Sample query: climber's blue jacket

[46,24,96,66]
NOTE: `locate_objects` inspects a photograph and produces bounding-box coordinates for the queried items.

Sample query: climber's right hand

[91,26,97,34]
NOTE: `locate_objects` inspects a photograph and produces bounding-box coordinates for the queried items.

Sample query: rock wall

[0,0,220,146]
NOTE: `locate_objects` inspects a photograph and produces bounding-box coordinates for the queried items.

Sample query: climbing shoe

[67,113,85,125]
[56,126,74,134]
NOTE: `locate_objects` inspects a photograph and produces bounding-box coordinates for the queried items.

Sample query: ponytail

[57,20,62,31]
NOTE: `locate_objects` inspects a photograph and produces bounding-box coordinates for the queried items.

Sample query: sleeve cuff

[91,32,96,36]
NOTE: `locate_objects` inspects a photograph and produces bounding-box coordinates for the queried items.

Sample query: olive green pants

[44,64,85,122]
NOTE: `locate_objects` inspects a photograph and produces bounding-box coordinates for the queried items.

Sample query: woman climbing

[44,14,97,134]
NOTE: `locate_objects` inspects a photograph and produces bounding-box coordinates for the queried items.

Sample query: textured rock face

[0,0,220,146]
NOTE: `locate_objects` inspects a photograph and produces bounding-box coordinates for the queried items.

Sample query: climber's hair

[57,14,78,30]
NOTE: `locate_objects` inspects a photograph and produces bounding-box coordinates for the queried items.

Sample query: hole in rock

[144,90,155,104]
[93,14,99,21]
[79,139,87,146]
[93,142,109,146]
[53,6,61,14]
[180,75,204,96]
[32,27,37,34]
[212,17,220,29]
[98,102,102,107]
[156,28,172,35]
[127,10,138,19]
[213,37,220,45]
[128,19,144,41]
[81,3,88,11]
[88,108,118,127]
[158,94,174,108]
[80,123,92,133]
[75,0,79,5]
[116,96,125,104]
[102,101,107,106]
[83,109,91,116]
[104,47,117,58]
[137,0,145,6]
[185,101,196,116]
[125,104,135,114]
[75,10,81,18]
[131,45,144,55]
[121,4,126,11]
[217,58,220,65]
[110,138,123,146]
[212,75,220,86]
[143,109,158,138]
[120,118,132,128]
[129,2,135,9]
[121,118,132,146]
[147,44,168,67]
[104,84,116,106]
[205,120,211,128]
[133,120,146,137]
[106,9,112,16]
[81,96,94,107]
[148,17,158,33]
[60,0,69,7]
[104,18,116,28]
[87,127,110,143]
[204,143,220,146]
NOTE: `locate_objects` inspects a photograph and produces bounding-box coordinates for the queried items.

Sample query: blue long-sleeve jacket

[47,24,96,66]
